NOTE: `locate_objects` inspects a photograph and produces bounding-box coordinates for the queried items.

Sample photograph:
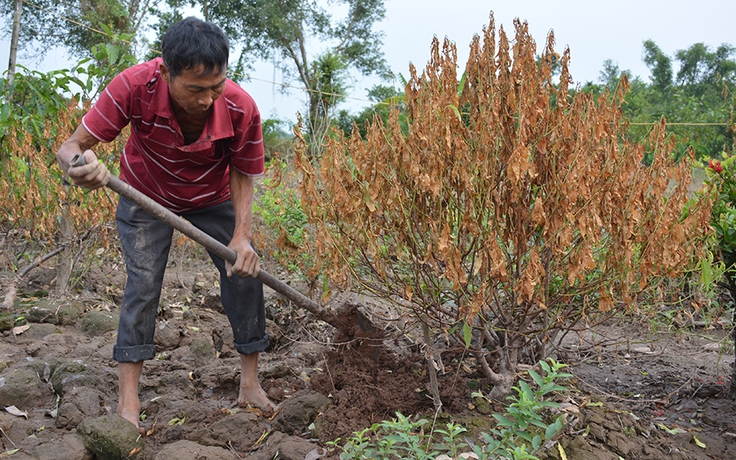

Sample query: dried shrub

[295,15,713,396]
[1,102,122,249]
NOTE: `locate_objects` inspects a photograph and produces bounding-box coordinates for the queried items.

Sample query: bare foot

[238,384,277,413]
[238,353,276,413]
[117,361,145,434]
[116,404,145,435]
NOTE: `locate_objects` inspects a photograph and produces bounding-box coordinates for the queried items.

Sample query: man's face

[160,63,227,115]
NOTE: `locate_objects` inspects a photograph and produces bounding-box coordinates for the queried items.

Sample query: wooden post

[8,0,23,88]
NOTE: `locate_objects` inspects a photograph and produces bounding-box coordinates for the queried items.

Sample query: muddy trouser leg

[183,200,269,354]
[113,197,174,362]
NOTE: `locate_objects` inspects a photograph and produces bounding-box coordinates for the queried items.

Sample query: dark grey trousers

[112,197,268,362]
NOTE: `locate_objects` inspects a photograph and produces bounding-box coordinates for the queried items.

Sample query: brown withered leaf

[508,145,530,182]
[598,286,613,313]
[439,223,451,252]
[405,285,413,303]
[531,195,546,226]
[145,418,157,437]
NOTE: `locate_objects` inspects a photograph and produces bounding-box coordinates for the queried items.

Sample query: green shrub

[254,165,312,276]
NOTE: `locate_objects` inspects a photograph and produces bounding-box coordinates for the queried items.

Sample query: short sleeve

[82,72,133,142]
[229,104,265,176]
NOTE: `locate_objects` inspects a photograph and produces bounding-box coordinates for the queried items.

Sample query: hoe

[70,154,379,340]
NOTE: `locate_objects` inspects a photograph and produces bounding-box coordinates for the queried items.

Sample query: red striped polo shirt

[82,57,265,213]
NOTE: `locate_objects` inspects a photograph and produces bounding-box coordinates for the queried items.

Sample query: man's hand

[226,237,260,278]
[67,150,111,190]
[57,123,107,190]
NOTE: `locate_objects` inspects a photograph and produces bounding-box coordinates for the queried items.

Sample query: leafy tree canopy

[642,39,673,92]
[202,0,389,77]
[676,42,736,96]
[2,0,149,60]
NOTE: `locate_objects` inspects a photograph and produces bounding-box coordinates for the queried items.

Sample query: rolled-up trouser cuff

[113,344,157,362]
[234,333,270,355]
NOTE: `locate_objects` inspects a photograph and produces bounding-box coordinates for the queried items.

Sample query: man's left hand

[226,238,260,278]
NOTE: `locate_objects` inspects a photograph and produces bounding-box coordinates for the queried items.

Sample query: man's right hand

[57,123,107,190]
[66,149,111,190]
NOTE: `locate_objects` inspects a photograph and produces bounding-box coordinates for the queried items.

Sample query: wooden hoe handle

[69,154,334,324]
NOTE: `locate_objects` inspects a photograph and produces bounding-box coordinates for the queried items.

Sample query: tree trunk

[306,92,331,158]
[8,0,22,88]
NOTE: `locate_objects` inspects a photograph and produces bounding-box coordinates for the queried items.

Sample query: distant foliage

[253,160,311,276]
[335,83,406,139]
[2,0,143,61]
[583,41,736,161]
[702,153,736,305]
[295,16,713,396]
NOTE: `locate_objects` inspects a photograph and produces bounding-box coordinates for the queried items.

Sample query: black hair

[161,17,229,78]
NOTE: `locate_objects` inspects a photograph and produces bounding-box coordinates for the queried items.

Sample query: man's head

[160,17,229,115]
[161,17,229,79]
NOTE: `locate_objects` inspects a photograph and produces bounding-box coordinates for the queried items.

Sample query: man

[56,17,276,430]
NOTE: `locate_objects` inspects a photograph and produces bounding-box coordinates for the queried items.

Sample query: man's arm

[57,123,110,189]
[226,166,260,278]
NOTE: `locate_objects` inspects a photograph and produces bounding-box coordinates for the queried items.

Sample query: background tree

[642,39,673,92]
[143,0,186,61]
[335,82,404,138]
[581,41,736,161]
[1,0,150,60]
[305,51,350,147]
[261,118,293,161]
[596,59,632,93]
[676,43,736,95]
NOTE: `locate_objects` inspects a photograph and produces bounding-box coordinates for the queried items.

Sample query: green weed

[333,359,571,460]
